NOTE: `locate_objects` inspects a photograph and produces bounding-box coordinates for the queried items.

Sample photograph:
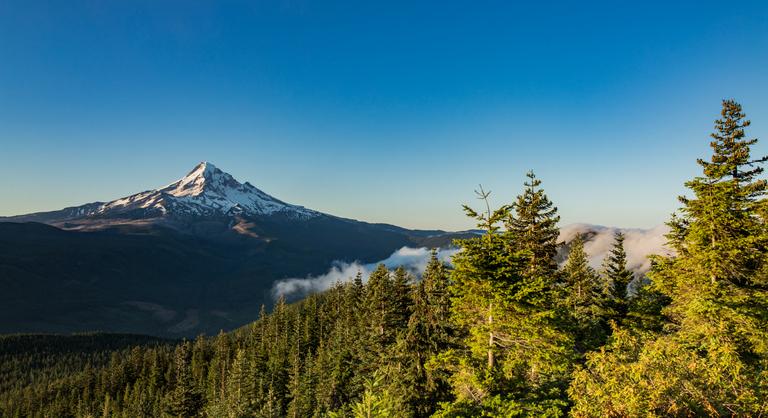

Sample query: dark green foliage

[562,235,612,353]
[397,251,455,416]
[505,172,563,310]
[623,278,670,333]
[0,333,168,394]
[506,171,561,278]
[601,232,634,303]
[164,342,203,417]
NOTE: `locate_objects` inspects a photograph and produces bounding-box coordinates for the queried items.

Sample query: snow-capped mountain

[4,162,319,226]
[95,162,318,219]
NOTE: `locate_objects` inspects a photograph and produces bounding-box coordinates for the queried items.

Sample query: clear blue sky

[1,1,767,230]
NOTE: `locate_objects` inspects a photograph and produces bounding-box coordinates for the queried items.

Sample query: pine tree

[562,235,611,352]
[366,264,392,342]
[600,232,634,315]
[438,186,572,416]
[366,264,407,351]
[390,266,413,333]
[506,171,561,281]
[286,351,314,418]
[352,271,365,303]
[570,99,768,416]
[164,341,203,418]
[328,370,406,418]
[397,250,453,417]
[223,348,257,417]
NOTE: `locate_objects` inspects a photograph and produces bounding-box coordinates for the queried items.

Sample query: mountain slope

[0,163,465,336]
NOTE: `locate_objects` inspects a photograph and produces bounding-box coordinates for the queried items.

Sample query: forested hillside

[0,333,169,394]
[2,100,766,417]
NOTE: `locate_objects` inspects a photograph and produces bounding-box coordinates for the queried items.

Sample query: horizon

[2,1,768,230]
[0,159,674,232]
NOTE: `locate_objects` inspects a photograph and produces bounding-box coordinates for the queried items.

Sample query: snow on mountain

[93,162,319,219]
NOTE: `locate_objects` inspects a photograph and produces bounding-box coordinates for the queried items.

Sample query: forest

[1,99,766,417]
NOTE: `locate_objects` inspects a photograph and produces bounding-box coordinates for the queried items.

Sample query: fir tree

[391,266,413,332]
[366,264,393,343]
[570,99,768,416]
[439,186,572,416]
[226,348,257,417]
[600,232,634,318]
[506,171,561,279]
[164,342,203,418]
[562,235,611,352]
[397,250,453,417]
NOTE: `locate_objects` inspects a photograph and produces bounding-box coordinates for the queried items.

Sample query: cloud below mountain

[273,246,459,298]
[273,223,673,299]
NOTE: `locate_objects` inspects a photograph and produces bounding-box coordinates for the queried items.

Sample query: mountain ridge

[0,163,471,336]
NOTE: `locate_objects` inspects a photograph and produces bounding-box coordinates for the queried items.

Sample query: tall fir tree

[506,171,561,282]
[164,341,203,418]
[390,266,413,333]
[570,100,768,416]
[223,348,257,417]
[562,235,611,352]
[366,264,394,345]
[600,231,642,329]
[396,250,454,417]
[437,186,573,416]
[601,232,634,303]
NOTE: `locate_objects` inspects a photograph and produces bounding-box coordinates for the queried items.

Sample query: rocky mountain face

[0,163,467,336]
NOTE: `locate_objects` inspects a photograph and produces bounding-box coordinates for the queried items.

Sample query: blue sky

[1,1,767,230]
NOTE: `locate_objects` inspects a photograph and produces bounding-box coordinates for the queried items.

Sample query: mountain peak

[88,162,319,220]
[186,161,218,178]
[168,162,231,198]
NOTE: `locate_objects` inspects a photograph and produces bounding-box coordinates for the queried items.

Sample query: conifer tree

[438,186,572,416]
[600,232,634,307]
[397,250,453,417]
[286,351,314,418]
[366,264,408,352]
[391,266,413,332]
[506,171,561,280]
[329,370,406,418]
[366,264,393,342]
[164,341,203,418]
[220,348,257,417]
[352,271,365,302]
[570,99,768,416]
[562,235,611,352]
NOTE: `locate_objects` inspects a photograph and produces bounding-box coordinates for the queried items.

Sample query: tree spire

[601,231,634,302]
[506,170,560,275]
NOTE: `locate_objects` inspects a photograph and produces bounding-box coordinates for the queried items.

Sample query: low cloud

[558,223,672,273]
[273,224,672,299]
[272,247,460,298]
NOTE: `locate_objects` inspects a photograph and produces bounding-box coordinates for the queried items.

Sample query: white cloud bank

[273,224,673,299]
[272,247,460,298]
[558,223,672,273]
